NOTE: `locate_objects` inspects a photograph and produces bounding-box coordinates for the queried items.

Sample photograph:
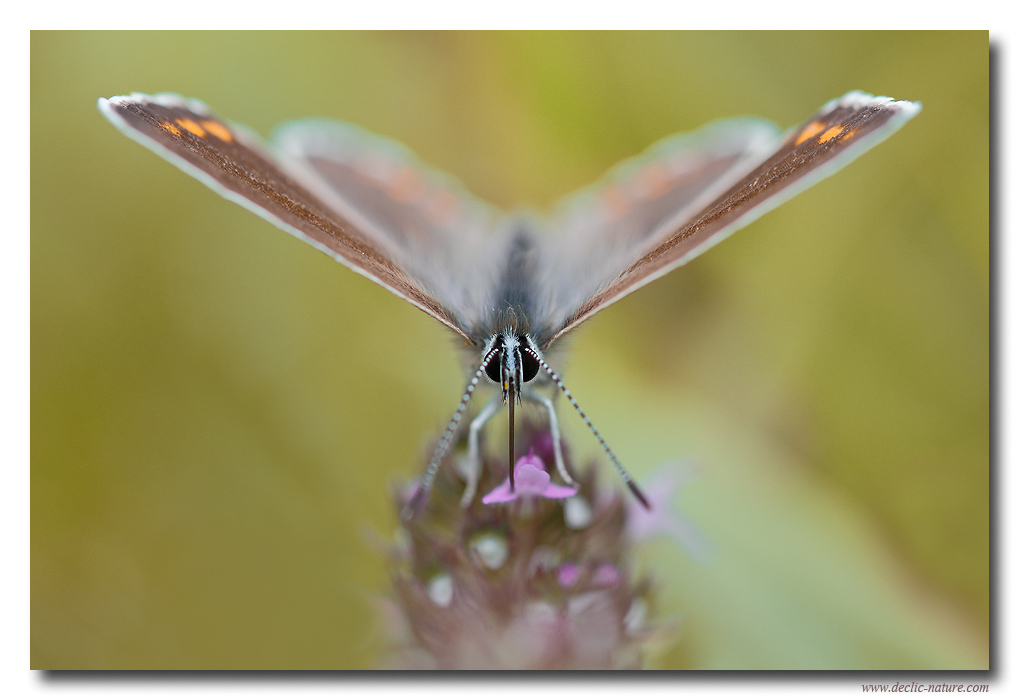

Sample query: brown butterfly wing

[98,93,470,339]
[548,92,921,344]
[271,119,505,340]
[540,118,782,335]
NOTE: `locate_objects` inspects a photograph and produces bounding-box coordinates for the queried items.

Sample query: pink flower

[591,563,622,588]
[557,563,580,588]
[482,450,578,504]
[557,562,621,590]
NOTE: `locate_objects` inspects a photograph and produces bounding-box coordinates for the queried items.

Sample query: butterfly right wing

[543,92,921,345]
[537,116,783,338]
[98,93,494,341]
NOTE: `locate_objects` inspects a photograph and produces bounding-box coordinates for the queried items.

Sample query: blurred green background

[31,31,987,669]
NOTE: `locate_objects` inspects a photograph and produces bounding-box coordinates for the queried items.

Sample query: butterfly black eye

[521,350,540,382]
[485,352,503,383]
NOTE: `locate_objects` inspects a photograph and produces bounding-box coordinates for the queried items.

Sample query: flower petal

[482,449,577,503]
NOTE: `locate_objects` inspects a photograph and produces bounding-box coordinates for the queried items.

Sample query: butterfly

[98,90,920,515]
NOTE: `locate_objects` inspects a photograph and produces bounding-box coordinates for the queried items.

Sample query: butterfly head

[482,331,542,401]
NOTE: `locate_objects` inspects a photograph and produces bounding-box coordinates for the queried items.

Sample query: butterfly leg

[460,393,502,507]
[523,387,578,488]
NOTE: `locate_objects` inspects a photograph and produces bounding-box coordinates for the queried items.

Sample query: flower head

[381,424,680,669]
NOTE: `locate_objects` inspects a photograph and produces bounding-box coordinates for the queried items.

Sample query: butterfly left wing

[98,93,482,340]
[544,91,921,345]
[270,118,510,341]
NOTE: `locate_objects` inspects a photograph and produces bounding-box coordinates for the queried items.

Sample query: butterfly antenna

[524,349,651,510]
[402,347,499,519]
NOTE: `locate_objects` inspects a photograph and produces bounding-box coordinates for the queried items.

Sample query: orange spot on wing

[200,120,233,142]
[387,166,425,204]
[795,121,826,146]
[819,125,845,143]
[422,188,459,227]
[161,121,182,137]
[600,186,630,221]
[175,118,207,138]
[634,163,669,199]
